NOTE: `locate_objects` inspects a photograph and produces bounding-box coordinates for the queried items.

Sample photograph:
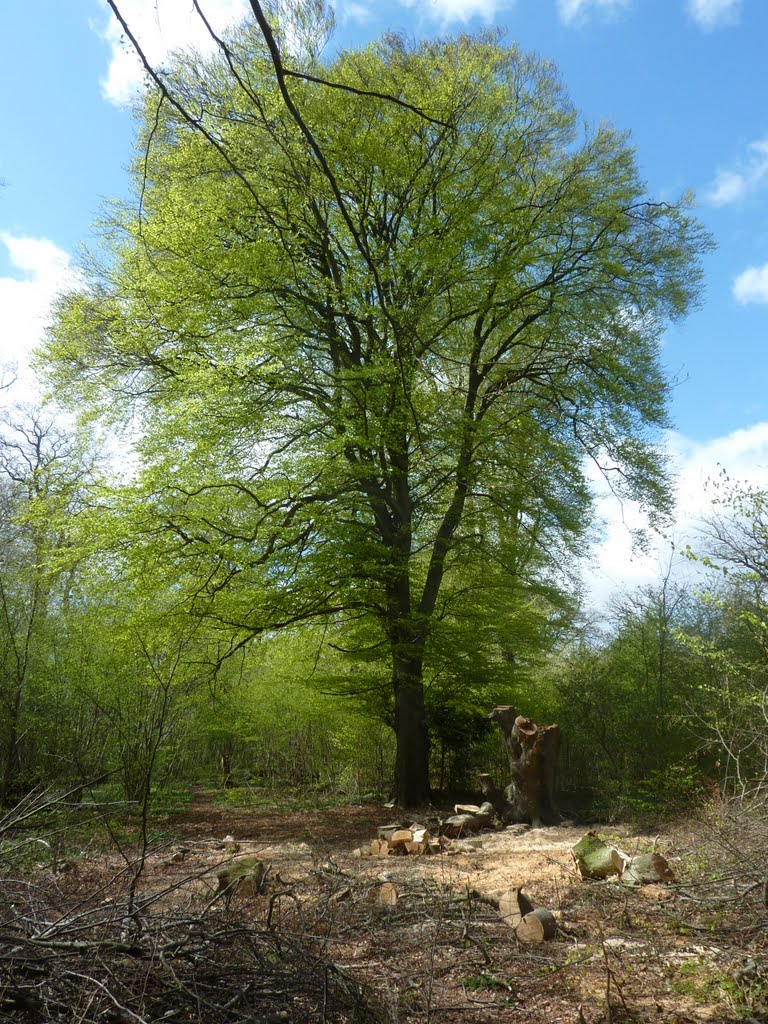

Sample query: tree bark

[393,657,431,807]
[489,705,560,827]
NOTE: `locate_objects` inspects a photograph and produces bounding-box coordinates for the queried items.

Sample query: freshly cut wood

[441,811,494,837]
[377,824,403,842]
[390,829,413,847]
[368,882,398,906]
[405,840,427,855]
[570,832,621,879]
[497,887,534,928]
[620,853,675,887]
[369,839,391,857]
[454,803,482,815]
[411,827,428,844]
[516,908,557,943]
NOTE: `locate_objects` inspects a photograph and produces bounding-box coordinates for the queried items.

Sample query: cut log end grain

[497,887,534,928]
[515,907,557,943]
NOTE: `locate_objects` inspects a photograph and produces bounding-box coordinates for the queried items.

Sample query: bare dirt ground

[4,791,766,1023]
[131,793,768,1022]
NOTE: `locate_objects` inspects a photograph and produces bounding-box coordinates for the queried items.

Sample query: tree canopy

[42,12,712,804]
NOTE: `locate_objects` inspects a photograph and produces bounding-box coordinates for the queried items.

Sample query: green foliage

[40,15,710,801]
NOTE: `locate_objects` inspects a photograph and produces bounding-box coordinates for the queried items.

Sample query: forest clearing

[2,3,768,1021]
[1,786,766,1023]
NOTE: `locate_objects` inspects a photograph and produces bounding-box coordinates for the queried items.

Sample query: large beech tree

[44,10,710,804]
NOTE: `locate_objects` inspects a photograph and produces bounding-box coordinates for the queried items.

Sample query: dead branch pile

[0,873,384,1023]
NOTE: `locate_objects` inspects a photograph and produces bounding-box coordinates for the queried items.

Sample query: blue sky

[1,0,767,602]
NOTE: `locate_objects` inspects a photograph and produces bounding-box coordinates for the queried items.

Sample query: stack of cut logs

[354,823,446,858]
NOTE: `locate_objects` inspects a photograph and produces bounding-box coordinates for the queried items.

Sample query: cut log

[497,887,534,928]
[620,853,675,887]
[390,829,413,847]
[488,706,561,827]
[377,824,403,842]
[440,809,495,837]
[570,833,621,879]
[369,839,391,857]
[454,803,482,815]
[405,840,427,855]
[516,908,557,943]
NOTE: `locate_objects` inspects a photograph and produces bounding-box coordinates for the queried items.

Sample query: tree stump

[489,705,560,827]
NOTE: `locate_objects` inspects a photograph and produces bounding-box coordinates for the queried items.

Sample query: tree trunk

[489,705,560,827]
[393,658,431,807]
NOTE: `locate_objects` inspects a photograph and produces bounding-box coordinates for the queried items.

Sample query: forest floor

[3,789,766,1023]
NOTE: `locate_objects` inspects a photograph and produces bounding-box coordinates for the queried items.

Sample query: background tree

[43,14,711,804]
[683,478,768,799]
[0,411,92,804]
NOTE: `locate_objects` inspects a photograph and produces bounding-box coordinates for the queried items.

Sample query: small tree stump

[516,908,557,942]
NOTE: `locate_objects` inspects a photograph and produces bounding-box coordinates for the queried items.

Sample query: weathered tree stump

[489,705,561,827]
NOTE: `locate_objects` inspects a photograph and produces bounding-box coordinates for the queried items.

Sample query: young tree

[43,14,711,803]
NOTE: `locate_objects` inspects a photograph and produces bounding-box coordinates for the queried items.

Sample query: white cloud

[337,0,373,24]
[733,263,768,304]
[557,0,629,26]
[687,0,742,31]
[706,138,768,207]
[0,234,79,408]
[585,424,768,609]
[397,0,512,23]
[93,0,249,106]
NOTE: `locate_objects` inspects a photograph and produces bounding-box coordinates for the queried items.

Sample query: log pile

[353,823,447,858]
